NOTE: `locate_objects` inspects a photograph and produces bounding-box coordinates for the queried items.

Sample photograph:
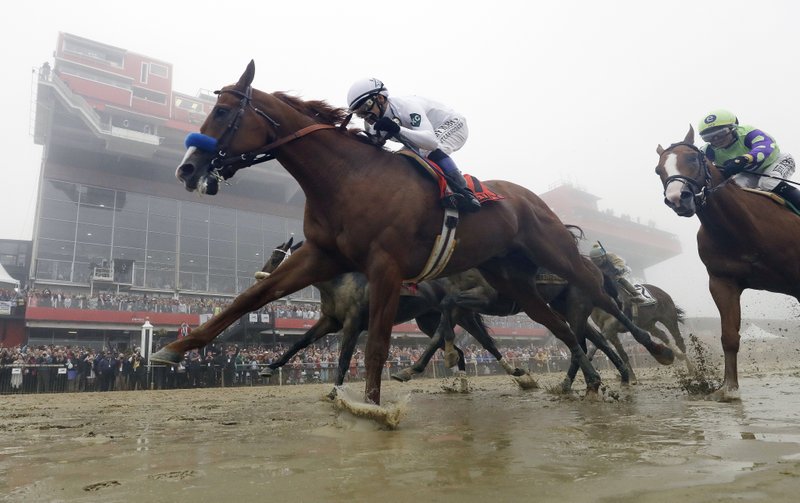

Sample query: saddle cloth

[396,149,504,204]
[634,284,657,306]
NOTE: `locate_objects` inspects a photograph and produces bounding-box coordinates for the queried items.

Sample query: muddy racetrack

[2,335,800,502]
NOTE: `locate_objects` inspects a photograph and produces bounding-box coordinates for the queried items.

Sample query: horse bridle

[205,87,335,180]
[661,141,714,208]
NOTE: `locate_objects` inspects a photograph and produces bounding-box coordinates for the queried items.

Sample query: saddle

[396,149,504,208]
[741,187,800,217]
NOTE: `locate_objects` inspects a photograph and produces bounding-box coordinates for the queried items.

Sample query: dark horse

[397,262,633,390]
[255,239,534,391]
[655,126,800,400]
[152,61,673,404]
[587,283,692,383]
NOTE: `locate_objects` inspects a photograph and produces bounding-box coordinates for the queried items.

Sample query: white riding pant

[434,117,468,155]
[733,153,796,191]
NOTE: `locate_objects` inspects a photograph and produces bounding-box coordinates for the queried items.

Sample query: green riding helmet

[698,109,739,137]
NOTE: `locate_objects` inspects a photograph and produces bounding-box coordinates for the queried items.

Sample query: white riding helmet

[347,78,388,111]
[589,242,606,264]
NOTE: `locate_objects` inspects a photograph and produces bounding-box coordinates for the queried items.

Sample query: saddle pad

[396,149,504,202]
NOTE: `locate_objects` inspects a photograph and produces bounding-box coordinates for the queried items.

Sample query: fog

[2,0,799,319]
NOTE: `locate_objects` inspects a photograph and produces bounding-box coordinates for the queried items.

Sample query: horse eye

[214,108,230,120]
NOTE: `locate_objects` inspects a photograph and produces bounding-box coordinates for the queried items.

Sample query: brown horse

[588,283,692,383]
[655,126,800,400]
[152,60,673,404]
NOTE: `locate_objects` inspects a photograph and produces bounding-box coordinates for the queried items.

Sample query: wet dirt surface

[2,343,800,502]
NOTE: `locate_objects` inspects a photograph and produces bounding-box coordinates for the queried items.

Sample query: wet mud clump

[675,333,722,396]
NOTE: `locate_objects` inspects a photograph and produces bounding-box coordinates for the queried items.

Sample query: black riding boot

[428,149,481,213]
[773,182,800,211]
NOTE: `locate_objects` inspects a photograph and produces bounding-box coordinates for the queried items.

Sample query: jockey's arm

[397,119,438,152]
[743,128,777,169]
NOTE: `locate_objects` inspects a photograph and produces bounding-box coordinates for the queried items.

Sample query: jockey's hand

[373,116,401,138]
[722,154,754,178]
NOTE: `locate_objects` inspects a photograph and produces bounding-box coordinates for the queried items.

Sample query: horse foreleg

[584,323,630,385]
[261,316,342,377]
[151,244,342,364]
[393,312,442,381]
[604,330,636,383]
[363,264,402,405]
[709,276,743,401]
[336,318,366,386]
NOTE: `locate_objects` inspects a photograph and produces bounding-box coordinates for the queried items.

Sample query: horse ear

[656,144,665,155]
[286,236,293,248]
[237,60,255,89]
[292,241,304,252]
[684,124,695,144]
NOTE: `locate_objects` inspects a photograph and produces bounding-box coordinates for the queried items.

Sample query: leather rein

[208,87,338,180]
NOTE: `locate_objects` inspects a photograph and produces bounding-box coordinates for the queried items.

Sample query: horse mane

[273,92,350,126]
[273,92,382,146]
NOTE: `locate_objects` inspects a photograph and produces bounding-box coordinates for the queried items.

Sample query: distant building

[539,184,681,277]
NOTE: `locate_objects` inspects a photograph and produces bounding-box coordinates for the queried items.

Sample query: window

[58,61,131,90]
[62,38,124,67]
[149,63,169,78]
[140,63,148,84]
[132,86,167,105]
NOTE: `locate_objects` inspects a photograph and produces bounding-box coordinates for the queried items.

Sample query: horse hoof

[514,373,539,390]
[443,351,459,369]
[650,344,675,365]
[150,348,182,365]
[259,368,274,377]
[560,379,573,393]
[391,368,416,382]
[326,388,338,401]
[511,368,526,377]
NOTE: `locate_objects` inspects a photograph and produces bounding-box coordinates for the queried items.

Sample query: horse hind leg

[481,265,601,395]
[548,256,675,366]
[650,323,694,374]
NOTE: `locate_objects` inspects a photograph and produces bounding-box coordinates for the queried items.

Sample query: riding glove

[722,154,754,178]
[373,116,401,138]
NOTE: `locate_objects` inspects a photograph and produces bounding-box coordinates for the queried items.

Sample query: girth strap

[404,208,460,284]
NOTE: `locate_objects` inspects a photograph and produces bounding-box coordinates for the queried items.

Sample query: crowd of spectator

[24,288,322,319]
[0,339,626,394]
[22,288,545,330]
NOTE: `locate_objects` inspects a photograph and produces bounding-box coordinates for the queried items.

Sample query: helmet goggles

[700,126,734,144]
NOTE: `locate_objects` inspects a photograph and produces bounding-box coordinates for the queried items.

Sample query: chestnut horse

[152,61,673,404]
[655,126,800,400]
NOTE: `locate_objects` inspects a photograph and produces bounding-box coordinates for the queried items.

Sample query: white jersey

[365,95,468,156]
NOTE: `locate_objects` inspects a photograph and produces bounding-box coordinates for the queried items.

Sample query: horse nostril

[177,163,195,180]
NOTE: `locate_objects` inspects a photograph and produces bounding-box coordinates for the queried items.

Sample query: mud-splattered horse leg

[151,244,342,364]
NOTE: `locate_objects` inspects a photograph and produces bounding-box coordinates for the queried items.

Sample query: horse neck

[696,182,759,242]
